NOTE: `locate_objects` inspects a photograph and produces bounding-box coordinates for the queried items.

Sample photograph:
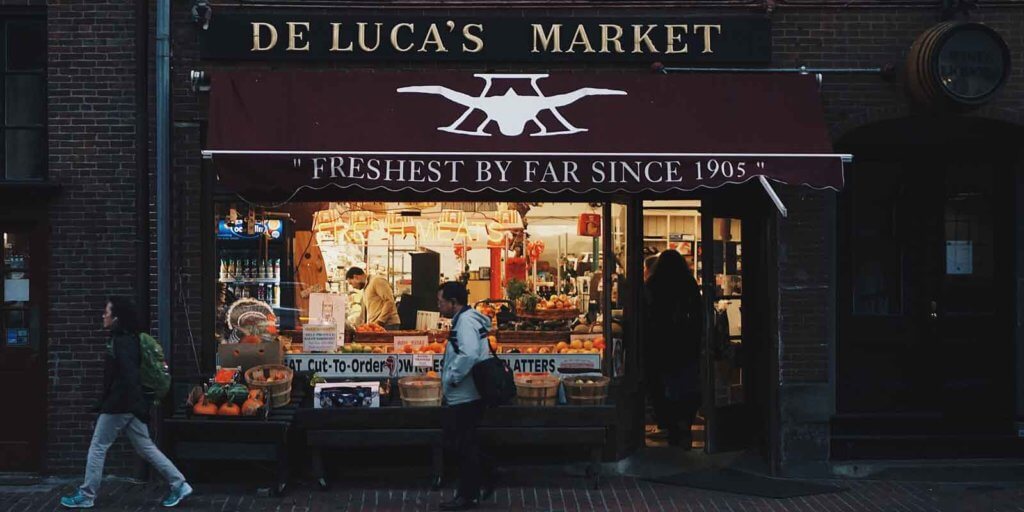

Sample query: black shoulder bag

[451,313,516,407]
[471,334,517,407]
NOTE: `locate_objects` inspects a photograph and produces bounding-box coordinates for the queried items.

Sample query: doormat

[643,468,845,498]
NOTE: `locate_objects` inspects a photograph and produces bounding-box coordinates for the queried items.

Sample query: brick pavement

[2,467,1024,512]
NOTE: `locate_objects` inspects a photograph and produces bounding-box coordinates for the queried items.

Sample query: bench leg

[275,441,289,496]
[311,449,328,490]
[587,446,603,489]
[431,442,444,491]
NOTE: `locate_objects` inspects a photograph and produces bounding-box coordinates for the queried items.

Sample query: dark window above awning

[204,71,847,199]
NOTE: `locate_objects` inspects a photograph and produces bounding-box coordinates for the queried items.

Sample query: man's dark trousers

[443,399,492,500]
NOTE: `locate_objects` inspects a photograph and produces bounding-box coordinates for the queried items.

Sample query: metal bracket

[759,176,788,218]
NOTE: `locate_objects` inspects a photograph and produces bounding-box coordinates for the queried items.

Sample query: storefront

[175,6,851,471]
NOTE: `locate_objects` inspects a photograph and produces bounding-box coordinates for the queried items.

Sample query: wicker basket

[516,309,579,321]
[514,374,560,406]
[351,329,434,345]
[244,364,294,408]
[562,376,610,405]
[398,376,442,407]
[496,330,570,343]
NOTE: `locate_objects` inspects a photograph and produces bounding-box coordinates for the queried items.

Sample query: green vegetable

[507,279,528,302]
[520,293,540,312]
[205,384,227,405]
[226,384,249,405]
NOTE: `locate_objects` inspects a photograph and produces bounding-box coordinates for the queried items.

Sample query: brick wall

[36,0,141,474]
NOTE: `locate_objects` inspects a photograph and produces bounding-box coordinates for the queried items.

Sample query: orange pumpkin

[242,397,263,416]
[218,402,241,416]
[192,398,218,416]
[247,389,263,400]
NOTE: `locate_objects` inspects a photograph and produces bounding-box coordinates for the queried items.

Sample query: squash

[241,394,263,416]
[205,384,227,405]
[218,402,241,416]
[240,335,261,344]
[248,389,264,400]
[192,397,218,416]
[226,384,249,405]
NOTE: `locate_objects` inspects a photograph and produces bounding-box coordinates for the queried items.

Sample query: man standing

[346,267,401,330]
[437,281,494,511]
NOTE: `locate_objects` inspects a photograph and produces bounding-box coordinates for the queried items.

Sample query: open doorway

[640,197,771,459]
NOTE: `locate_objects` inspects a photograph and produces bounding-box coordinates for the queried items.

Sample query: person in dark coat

[61,297,192,509]
[644,250,704,447]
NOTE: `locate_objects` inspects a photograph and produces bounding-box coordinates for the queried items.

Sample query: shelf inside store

[219,277,281,284]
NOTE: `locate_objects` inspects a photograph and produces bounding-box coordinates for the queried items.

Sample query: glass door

[700,202,754,454]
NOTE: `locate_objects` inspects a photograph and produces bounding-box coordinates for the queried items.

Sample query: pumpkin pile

[190,369,266,418]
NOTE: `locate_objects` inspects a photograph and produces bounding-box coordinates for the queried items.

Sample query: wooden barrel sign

[906,22,1010,109]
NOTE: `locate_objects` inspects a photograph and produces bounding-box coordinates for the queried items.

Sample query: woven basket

[497,330,570,343]
[516,309,579,321]
[398,376,442,407]
[351,329,433,344]
[244,364,293,408]
[514,374,560,406]
[562,376,610,405]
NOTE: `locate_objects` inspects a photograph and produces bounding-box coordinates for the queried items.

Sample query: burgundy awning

[205,71,846,198]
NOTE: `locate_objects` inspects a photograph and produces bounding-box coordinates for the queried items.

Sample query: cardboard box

[217,340,284,373]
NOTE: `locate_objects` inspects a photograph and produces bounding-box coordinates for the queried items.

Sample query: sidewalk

[2,466,1023,512]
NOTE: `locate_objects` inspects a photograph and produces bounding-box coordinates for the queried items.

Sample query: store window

[213,202,610,385]
[1,16,46,180]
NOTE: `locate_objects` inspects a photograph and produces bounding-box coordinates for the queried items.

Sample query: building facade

[0,0,1021,476]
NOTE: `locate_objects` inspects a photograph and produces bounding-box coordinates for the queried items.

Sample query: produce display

[187,367,269,419]
[355,323,387,333]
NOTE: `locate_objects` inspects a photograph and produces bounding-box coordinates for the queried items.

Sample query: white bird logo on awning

[397,73,627,137]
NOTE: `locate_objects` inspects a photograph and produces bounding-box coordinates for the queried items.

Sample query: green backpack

[139,333,172,405]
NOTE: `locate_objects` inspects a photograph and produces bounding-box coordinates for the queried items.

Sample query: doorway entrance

[0,226,46,472]
[641,193,772,456]
[835,117,1021,458]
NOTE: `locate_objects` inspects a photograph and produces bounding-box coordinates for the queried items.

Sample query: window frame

[0,13,46,182]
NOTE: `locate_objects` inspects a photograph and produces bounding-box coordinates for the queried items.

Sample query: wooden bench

[297,405,616,490]
[164,388,304,495]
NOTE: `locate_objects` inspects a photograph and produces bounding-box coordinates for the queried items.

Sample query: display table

[295,403,617,490]
[164,386,306,495]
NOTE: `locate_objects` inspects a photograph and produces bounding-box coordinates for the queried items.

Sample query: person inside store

[345,266,402,330]
[61,297,193,509]
[437,281,496,511]
[645,250,704,448]
[642,254,669,440]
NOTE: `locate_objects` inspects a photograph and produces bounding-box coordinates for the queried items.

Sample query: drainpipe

[156,0,172,357]
[135,0,150,331]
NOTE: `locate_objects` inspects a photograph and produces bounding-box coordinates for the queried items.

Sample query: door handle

[929,300,939,320]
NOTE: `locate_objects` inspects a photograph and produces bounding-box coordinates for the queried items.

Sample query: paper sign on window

[946,240,973,275]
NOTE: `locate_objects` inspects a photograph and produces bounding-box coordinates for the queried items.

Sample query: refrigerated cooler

[216,215,296,329]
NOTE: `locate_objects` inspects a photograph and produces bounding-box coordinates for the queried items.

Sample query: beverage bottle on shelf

[273,259,280,280]
[263,260,270,279]
[273,284,280,306]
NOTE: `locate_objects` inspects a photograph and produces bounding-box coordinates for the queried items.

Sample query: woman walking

[61,297,192,508]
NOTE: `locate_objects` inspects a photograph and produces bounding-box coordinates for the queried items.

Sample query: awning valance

[205,71,847,199]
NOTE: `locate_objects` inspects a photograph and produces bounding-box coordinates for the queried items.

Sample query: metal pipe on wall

[157,0,172,356]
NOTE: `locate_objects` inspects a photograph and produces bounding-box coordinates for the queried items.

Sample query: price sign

[413,354,434,368]
[303,324,338,352]
[393,335,428,353]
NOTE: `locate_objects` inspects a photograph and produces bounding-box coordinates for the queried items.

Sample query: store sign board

[284,353,600,377]
[207,71,845,196]
[200,13,770,64]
